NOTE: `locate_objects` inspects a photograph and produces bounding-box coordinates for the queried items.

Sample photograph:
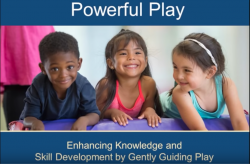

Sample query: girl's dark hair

[169,33,226,95]
[96,29,163,118]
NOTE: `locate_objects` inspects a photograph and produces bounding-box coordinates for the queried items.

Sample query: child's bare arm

[223,78,249,130]
[96,78,109,111]
[71,113,99,130]
[23,117,44,130]
[139,76,161,127]
[173,86,207,130]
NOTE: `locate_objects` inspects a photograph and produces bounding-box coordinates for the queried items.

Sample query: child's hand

[31,120,45,130]
[71,117,88,130]
[138,107,161,128]
[110,109,133,126]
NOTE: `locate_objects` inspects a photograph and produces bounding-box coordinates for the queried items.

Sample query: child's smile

[124,64,139,69]
[57,78,72,84]
[179,82,189,86]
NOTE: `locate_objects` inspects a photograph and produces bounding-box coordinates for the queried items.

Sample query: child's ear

[77,58,82,71]
[107,58,114,70]
[39,63,46,75]
[206,66,217,79]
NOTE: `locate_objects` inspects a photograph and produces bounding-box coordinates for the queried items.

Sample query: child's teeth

[127,65,137,67]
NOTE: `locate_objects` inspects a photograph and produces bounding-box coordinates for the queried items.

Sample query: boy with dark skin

[20,32,100,130]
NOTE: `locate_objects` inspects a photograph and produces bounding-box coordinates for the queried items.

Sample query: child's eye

[68,66,74,70]
[173,66,177,69]
[135,52,141,55]
[120,52,126,55]
[185,69,191,72]
[51,68,59,71]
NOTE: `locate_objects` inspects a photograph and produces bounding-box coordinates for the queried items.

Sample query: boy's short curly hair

[39,32,80,63]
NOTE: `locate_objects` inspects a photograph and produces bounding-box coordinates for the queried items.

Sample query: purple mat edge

[11,115,249,130]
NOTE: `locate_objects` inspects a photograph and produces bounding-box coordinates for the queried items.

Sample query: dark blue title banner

[0,0,249,25]
[1,132,249,163]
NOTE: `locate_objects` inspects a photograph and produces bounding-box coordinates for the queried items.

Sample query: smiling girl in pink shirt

[96,29,163,127]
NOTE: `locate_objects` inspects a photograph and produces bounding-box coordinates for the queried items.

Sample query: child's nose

[177,72,184,80]
[59,69,68,77]
[127,53,135,60]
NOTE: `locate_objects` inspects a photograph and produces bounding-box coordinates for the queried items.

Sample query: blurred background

[1,26,249,130]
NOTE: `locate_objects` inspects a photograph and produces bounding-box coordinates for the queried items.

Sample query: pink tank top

[108,80,145,118]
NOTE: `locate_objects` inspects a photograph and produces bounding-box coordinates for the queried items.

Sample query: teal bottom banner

[0,132,249,163]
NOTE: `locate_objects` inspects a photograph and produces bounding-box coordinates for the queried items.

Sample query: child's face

[39,52,82,93]
[172,53,208,92]
[109,40,147,78]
